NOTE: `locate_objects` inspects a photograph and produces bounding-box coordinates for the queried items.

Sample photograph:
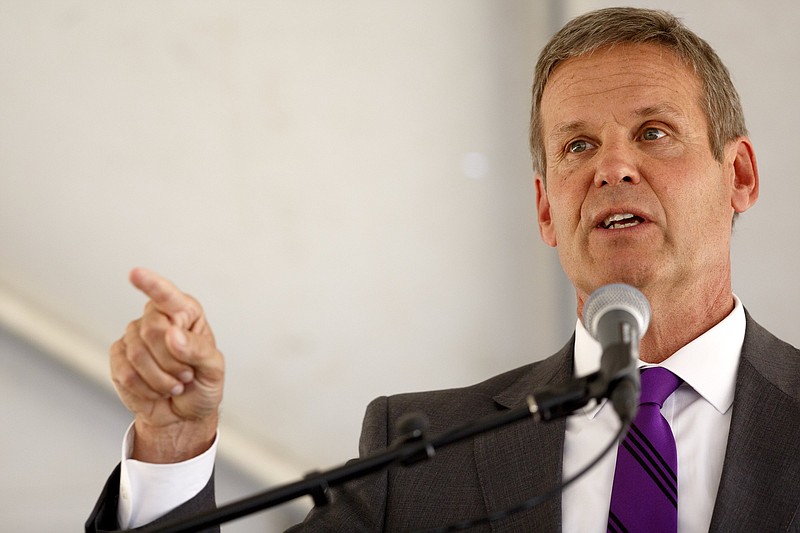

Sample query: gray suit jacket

[87,312,800,532]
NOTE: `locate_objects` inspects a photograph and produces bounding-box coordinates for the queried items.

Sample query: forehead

[540,43,705,133]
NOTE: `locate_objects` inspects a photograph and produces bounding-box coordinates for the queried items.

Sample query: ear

[535,174,557,247]
[729,137,759,213]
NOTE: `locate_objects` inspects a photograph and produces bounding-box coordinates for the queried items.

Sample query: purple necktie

[608,367,683,533]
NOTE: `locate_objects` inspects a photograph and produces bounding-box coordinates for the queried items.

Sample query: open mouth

[600,213,645,230]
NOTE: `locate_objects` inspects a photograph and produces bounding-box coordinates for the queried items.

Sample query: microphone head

[582,283,651,342]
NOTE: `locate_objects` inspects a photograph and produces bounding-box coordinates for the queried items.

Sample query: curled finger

[110,338,166,402]
[121,325,189,398]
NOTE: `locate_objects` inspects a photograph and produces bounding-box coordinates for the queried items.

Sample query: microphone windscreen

[583,283,651,341]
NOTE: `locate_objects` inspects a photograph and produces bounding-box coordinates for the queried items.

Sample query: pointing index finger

[129,267,200,329]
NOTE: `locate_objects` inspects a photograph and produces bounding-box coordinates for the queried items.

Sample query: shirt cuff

[118,422,218,529]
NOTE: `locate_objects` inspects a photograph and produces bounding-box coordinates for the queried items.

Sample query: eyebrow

[551,120,588,139]
[634,103,685,121]
[549,102,687,139]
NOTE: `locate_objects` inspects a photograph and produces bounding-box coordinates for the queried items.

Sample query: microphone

[582,283,651,421]
[521,283,651,423]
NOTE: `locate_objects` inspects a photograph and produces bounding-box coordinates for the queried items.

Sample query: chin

[577,268,656,296]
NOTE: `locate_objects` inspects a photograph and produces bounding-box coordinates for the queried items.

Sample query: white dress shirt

[562,296,745,532]
[120,297,745,531]
[118,424,218,528]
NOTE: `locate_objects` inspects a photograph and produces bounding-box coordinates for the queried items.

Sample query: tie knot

[639,367,682,407]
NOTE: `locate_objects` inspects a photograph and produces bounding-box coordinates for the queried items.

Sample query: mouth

[598,213,646,230]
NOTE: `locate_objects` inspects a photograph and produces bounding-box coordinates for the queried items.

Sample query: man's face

[536,43,754,307]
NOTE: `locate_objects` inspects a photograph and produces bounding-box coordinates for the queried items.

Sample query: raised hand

[109,268,224,463]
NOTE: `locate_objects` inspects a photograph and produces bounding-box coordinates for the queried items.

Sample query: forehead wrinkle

[551,81,681,108]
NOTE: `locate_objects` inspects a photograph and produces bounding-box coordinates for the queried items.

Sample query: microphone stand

[137,370,616,533]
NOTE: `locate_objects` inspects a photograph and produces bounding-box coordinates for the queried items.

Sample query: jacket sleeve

[85,463,218,533]
[86,397,391,533]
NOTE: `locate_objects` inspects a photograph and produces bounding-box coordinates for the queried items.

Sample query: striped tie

[607,367,682,533]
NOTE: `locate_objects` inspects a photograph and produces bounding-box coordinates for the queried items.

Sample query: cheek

[659,172,730,234]
[551,196,585,240]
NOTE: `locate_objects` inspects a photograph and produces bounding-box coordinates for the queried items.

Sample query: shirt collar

[574,295,745,418]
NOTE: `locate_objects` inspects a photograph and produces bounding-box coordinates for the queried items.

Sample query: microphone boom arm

[135,370,616,533]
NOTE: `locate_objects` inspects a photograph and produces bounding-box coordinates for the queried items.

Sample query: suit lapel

[710,313,800,532]
[473,339,574,532]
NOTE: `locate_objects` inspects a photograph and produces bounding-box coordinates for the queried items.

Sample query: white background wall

[1,1,797,531]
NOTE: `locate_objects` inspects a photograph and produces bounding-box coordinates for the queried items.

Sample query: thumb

[166,325,224,422]
[166,325,224,380]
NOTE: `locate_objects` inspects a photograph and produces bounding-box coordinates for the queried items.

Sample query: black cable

[417,415,632,533]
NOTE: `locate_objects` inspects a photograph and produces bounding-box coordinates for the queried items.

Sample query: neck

[577,278,736,364]
[639,284,735,363]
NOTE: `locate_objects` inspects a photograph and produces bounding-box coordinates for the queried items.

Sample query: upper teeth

[603,213,638,229]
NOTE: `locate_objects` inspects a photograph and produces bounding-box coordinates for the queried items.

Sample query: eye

[641,127,667,141]
[567,139,594,154]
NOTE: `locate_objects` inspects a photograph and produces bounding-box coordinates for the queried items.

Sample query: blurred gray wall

[1,1,797,531]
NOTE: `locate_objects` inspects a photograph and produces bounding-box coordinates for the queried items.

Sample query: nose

[593,142,641,188]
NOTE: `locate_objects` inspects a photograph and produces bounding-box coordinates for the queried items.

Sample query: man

[87,7,800,532]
